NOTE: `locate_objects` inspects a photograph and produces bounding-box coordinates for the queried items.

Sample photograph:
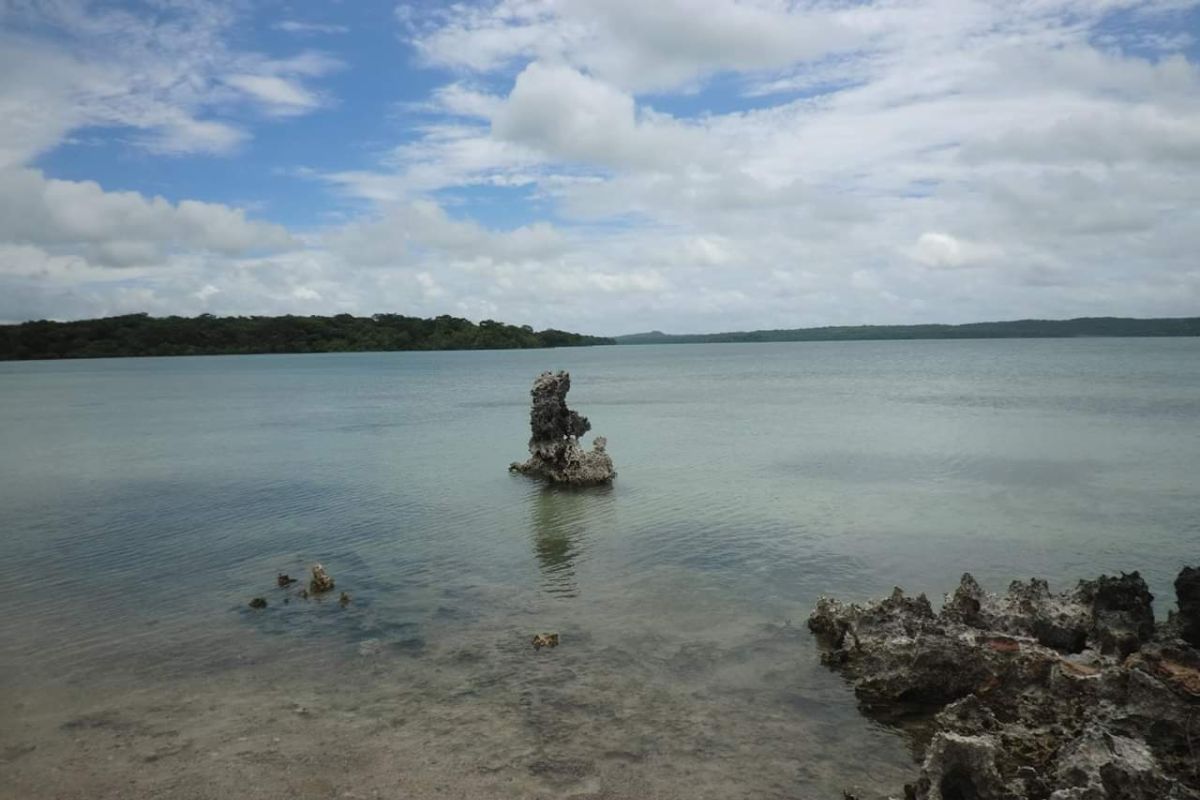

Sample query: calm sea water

[1,339,1198,798]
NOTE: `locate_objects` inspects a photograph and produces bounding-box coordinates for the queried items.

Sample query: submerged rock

[248,597,267,609]
[338,591,351,607]
[531,633,559,649]
[509,371,615,486]
[309,563,335,594]
[808,568,1200,800]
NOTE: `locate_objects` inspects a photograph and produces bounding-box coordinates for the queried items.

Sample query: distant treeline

[615,317,1200,345]
[0,313,614,360]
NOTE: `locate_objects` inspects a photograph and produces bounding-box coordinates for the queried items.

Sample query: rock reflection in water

[529,484,615,598]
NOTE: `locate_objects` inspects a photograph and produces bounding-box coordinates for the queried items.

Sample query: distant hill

[615,317,1200,345]
[0,313,614,360]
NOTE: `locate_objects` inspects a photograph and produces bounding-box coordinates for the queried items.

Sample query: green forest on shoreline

[615,316,1200,344]
[2,314,1197,361]
[0,313,613,360]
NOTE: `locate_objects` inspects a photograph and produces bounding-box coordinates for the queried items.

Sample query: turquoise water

[1,339,1197,798]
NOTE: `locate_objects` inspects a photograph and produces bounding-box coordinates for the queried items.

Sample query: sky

[1,0,1198,335]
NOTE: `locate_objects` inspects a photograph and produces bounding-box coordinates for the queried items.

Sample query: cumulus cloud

[0,169,293,268]
[410,0,862,92]
[379,0,1200,330]
[328,201,567,266]
[491,62,700,169]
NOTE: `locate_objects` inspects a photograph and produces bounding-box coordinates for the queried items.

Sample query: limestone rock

[939,571,1155,656]
[509,371,615,486]
[908,732,1020,800]
[808,567,1200,800]
[309,563,335,594]
[531,633,559,649]
[1048,727,1180,800]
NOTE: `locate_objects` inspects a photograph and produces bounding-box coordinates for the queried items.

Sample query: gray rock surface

[808,569,1200,800]
[509,371,615,486]
[309,563,334,594]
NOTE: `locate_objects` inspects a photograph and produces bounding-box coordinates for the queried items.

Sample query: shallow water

[1,339,1197,798]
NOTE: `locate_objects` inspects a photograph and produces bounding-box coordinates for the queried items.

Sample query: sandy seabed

[2,613,915,800]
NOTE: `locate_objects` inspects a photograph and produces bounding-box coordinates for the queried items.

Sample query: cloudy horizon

[2,0,1198,336]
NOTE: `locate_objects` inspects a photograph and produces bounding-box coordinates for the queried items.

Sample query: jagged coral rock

[809,569,1200,800]
[509,371,615,486]
[940,572,1155,656]
[531,633,559,649]
[309,563,335,594]
[909,732,1022,800]
[1048,727,1181,800]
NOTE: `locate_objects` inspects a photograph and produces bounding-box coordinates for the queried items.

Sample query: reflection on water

[528,483,615,597]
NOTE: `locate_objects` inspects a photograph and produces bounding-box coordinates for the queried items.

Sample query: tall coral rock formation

[509,371,615,486]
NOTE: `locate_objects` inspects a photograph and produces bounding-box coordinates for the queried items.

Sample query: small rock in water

[248,597,268,609]
[276,573,297,587]
[338,591,351,607]
[309,563,335,594]
[531,633,559,649]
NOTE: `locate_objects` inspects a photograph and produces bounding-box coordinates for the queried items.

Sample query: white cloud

[429,83,504,119]
[224,75,321,116]
[410,0,863,92]
[0,1,340,162]
[273,21,350,36]
[328,200,567,266]
[493,62,643,166]
[324,124,546,200]
[911,233,1002,269]
[395,0,1200,330]
[961,105,1200,167]
[136,113,249,156]
[0,169,294,268]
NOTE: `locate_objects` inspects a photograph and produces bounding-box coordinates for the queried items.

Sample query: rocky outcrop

[531,632,560,649]
[509,371,615,486]
[309,563,335,594]
[938,571,1156,657]
[809,569,1200,800]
